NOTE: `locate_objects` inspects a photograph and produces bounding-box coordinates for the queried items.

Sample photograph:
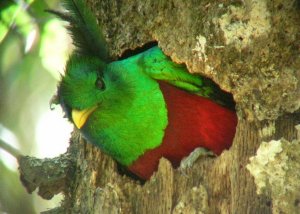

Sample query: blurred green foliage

[0,0,71,213]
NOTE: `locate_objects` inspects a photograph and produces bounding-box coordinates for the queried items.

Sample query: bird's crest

[45,0,109,62]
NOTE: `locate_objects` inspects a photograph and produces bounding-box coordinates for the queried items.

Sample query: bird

[47,0,237,180]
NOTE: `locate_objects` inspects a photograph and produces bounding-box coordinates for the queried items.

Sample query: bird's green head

[59,54,107,128]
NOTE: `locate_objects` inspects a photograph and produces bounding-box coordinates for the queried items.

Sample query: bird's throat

[72,106,97,129]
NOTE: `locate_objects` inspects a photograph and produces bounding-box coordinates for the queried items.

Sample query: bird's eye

[95,78,105,90]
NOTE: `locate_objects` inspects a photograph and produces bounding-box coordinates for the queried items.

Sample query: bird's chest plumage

[80,63,169,167]
[129,81,237,179]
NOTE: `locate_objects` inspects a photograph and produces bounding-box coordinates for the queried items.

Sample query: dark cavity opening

[119,41,158,60]
[202,77,236,111]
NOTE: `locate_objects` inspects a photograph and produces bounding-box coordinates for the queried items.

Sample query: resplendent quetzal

[48,0,237,180]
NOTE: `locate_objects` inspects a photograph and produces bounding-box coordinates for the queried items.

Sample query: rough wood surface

[19,0,300,213]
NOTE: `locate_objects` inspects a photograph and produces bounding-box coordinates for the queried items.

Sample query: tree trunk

[19,0,300,213]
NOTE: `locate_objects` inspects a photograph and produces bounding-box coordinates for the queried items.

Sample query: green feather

[137,47,235,109]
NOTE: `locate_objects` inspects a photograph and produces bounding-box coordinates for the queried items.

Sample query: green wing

[139,46,235,109]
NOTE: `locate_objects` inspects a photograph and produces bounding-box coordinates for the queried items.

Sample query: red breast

[129,81,237,179]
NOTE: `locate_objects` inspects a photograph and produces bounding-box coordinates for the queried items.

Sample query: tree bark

[20,0,300,213]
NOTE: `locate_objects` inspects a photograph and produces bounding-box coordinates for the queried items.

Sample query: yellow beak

[71,106,97,129]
